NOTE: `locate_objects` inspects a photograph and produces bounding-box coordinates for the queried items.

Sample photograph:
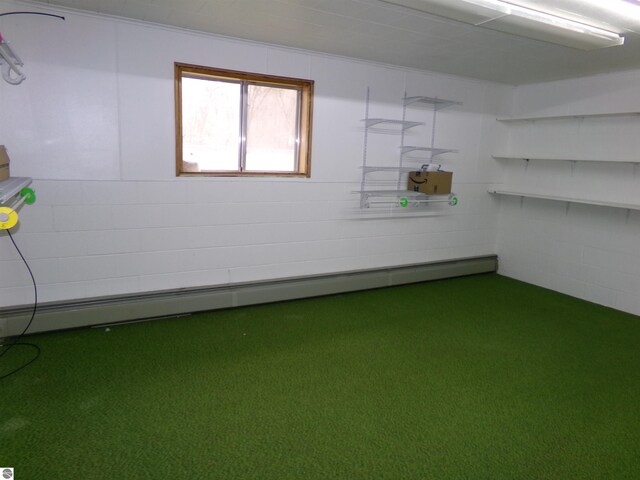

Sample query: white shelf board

[361,166,419,174]
[357,189,455,197]
[357,189,428,197]
[365,198,456,206]
[401,146,457,156]
[362,118,423,130]
[492,155,640,164]
[496,111,640,123]
[361,166,448,174]
[0,177,32,205]
[403,96,462,110]
[489,189,640,211]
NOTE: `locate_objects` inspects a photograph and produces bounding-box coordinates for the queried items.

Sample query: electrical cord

[0,229,39,380]
[0,12,65,20]
[0,343,40,380]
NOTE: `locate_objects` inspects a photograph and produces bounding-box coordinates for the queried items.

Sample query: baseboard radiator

[0,255,497,336]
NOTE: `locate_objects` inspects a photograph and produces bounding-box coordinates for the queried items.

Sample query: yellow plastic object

[0,206,18,230]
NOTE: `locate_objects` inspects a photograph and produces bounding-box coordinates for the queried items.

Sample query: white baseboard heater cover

[0,255,497,336]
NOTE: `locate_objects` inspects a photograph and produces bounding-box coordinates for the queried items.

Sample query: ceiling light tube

[502,3,625,48]
[578,0,640,22]
[381,0,624,50]
[380,0,511,25]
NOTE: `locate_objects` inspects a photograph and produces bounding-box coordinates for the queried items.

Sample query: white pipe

[8,194,27,211]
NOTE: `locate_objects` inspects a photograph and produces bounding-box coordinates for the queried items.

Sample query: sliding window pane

[245,84,298,172]
[181,77,241,172]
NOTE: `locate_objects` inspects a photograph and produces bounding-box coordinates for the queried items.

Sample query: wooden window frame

[174,62,314,177]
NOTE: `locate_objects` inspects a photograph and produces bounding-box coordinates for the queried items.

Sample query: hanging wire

[0,229,40,380]
[0,12,65,20]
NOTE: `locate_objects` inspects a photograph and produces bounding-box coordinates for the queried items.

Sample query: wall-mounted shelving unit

[398,95,461,175]
[357,87,461,210]
[491,109,640,212]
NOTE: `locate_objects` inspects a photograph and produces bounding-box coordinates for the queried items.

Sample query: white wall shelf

[493,109,640,215]
[361,166,422,174]
[403,96,462,111]
[402,146,457,157]
[489,189,640,211]
[497,111,640,123]
[492,155,640,164]
[358,189,434,197]
[362,118,423,130]
[0,177,32,205]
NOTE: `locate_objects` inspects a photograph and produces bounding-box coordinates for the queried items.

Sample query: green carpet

[2,273,640,479]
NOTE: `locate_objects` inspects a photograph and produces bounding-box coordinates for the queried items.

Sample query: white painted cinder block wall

[0,1,507,308]
[494,70,640,316]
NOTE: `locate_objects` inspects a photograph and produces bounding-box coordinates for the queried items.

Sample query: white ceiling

[16,0,640,85]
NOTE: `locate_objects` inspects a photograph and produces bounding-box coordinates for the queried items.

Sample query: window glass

[175,63,313,177]
[181,77,241,172]
[245,84,299,172]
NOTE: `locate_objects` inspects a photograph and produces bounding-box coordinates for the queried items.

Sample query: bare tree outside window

[246,85,298,172]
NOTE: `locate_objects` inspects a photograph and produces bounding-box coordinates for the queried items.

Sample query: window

[174,63,314,177]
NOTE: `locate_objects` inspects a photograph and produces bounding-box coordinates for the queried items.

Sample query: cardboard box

[408,170,452,195]
[0,146,9,181]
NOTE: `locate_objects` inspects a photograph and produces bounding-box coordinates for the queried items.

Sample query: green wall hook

[20,187,36,204]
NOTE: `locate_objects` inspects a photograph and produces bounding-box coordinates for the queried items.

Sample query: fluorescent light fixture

[380,0,510,25]
[578,0,640,22]
[488,2,625,50]
[381,0,625,50]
